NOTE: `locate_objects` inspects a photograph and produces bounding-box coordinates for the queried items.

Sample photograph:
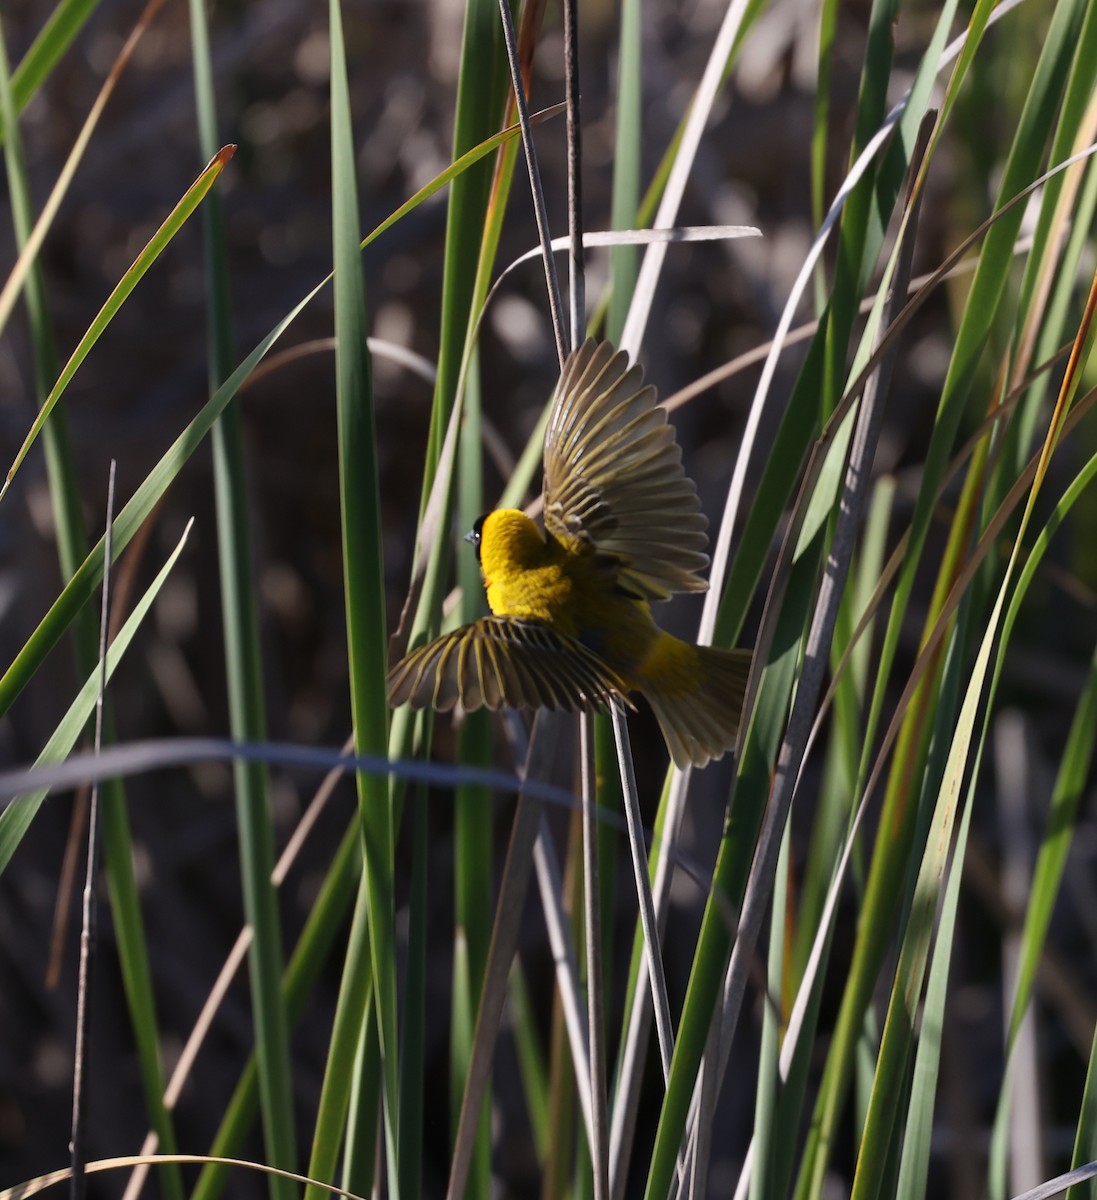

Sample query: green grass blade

[0,108,529,724]
[0,279,323,721]
[810,0,838,304]
[713,0,963,651]
[986,450,1097,1198]
[424,0,509,490]
[748,824,791,1200]
[417,7,514,1184]
[304,879,375,1200]
[1006,653,1097,1051]
[327,2,396,1193]
[850,594,990,1199]
[455,355,493,1200]
[509,960,551,1162]
[892,624,980,1200]
[359,109,548,259]
[0,522,193,874]
[880,443,1097,1200]
[399,792,429,1199]
[342,983,382,1197]
[445,38,516,1158]
[796,6,1088,1191]
[757,479,895,1200]
[0,0,165,348]
[194,821,361,1200]
[992,0,1097,503]
[607,0,642,342]
[0,24,185,1200]
[640,568,808,1200]
[852,239,1097,1200]
[1065,1029,1097,1200]
[188,2,297,1194]
[0,18,81,585]
[1,144,235,500]
[3,0,102,140]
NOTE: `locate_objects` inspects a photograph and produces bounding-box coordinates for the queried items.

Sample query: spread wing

[542,339,710,602]
[388,617,630,713]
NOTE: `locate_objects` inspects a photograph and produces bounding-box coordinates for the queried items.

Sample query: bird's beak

[463,528,477,544]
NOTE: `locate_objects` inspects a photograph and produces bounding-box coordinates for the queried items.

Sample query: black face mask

[464,514,487,563]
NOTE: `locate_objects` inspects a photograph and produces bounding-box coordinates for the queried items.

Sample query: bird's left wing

[388,616,630,713]
[542,339,710,602]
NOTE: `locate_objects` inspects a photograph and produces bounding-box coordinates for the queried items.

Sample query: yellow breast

[476,510,580,632]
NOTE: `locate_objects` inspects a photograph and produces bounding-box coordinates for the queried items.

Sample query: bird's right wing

[542,339,710,602]
[388,617,630,713]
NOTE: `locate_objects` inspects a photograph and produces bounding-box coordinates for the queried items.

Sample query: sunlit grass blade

[619,0,764,354]
[3,0,101,140]
[0,0,165,347]
[793,476,894,984]
[1,143,234,501]
[341,991,382,1198]
[748,823,791,1200]
[992,0,1097,501]
[746,477,894,1200]
[640,102,926,1195]
[607,0,641,342]
[637,603,802,1200]
[701,148,922,1190]
[851,248,1097,1198]
[0,1154,376,1200]
[426,0,511,486]
[986,460,1097,1197]
[443,6,517,1192]
[360,102,560,259]
[325,2,395,1195]
[795,5,1090,1190]
[1064,1043,1097,1200]
[710,0,968,652]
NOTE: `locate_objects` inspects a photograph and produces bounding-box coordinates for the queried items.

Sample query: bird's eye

[464,514,488,562]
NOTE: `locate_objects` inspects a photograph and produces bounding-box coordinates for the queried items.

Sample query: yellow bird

[388,339,751,768]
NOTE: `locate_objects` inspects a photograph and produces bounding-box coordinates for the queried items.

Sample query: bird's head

[464,509,545,581]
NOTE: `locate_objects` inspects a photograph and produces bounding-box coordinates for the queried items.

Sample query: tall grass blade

[442,6,514,1193]
[1,143,234,500]
[191,821,362,1200]
[0,24,185,1199]
[0,522,194,872]
[851,249,1097,1198]
[619,0,758,354]
[3,0,101,140]
[796,5,1089,1190]
[0,0,166,351]
[607,0,642,343]
[188,2,297,1194]
[327,2,395,1194]
[304,879,375,1200]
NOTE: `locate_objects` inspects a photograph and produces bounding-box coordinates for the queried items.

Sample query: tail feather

[637,635,751,768]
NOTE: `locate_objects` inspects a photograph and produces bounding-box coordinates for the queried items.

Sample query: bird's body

[477,507,659,672]
[388,340,751,768]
